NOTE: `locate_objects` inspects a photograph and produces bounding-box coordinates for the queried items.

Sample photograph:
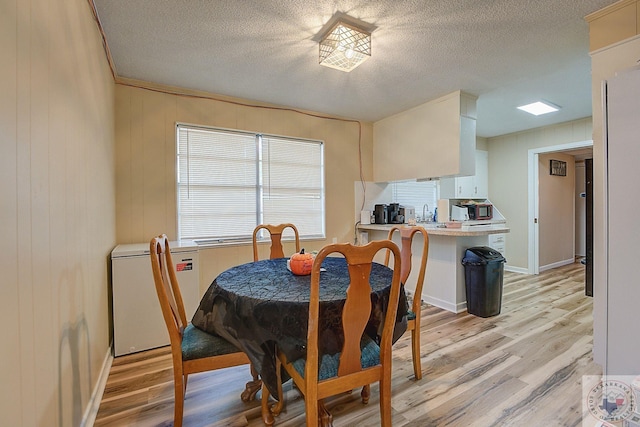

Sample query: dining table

[191,256,409,402]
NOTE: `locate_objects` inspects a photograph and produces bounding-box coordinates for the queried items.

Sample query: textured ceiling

[93,0,617,138]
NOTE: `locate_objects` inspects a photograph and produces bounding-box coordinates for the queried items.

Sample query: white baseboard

[455,301,468,314]
[539,258,574,273]
[505,264,528,274]
[81,347,113,427]
[422,295,461,314]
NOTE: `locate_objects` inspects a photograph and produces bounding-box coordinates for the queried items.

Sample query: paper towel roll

[437,199,450,222]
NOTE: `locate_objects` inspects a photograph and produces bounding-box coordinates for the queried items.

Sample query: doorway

[527,140,593,275]
[584,158,593,296]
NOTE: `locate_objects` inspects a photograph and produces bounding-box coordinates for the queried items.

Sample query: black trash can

[462,246,506,317]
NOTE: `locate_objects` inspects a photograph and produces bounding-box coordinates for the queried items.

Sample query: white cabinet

[440,150,488,199]
[488,233,506,254]
[373,91,477,182]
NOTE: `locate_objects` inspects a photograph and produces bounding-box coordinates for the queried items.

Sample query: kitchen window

[177,124,325,243]
[392,180,438,220]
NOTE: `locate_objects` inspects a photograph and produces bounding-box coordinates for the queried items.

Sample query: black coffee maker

[374,204,388,224]
[387,203,403,224]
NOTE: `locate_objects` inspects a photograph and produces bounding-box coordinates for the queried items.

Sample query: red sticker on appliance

[176,262,192,271]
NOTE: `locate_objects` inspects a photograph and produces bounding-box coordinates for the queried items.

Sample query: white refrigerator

[111,240,200,357]
[604,66,640,375]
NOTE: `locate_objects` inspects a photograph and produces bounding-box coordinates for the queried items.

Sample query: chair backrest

[150,234,188,349]
[305,240,402,383]
[384,226,429,316]
[252,223,300,261]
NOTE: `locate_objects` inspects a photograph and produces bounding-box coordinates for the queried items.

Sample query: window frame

[176,123,326,245]
[391,179,439,220]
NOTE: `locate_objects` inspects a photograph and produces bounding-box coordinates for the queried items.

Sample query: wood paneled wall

[1,0,115,425]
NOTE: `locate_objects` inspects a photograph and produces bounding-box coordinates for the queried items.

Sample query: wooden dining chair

[149,234,260,427]
[385,225,429,380]
[252,223,300,261]
[261,240,403,427]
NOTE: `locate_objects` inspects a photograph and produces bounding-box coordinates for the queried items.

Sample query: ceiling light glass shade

[517,101,560,116]
[319,21,371,72]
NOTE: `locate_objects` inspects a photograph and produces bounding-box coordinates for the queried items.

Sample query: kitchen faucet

[422,204,433,222]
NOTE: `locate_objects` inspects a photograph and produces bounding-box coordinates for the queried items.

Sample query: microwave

[463,203,493,220]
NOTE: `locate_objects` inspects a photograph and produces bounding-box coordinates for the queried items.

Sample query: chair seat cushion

[292,335,380,381]
[182,324,241,361]
[406,310,416,321]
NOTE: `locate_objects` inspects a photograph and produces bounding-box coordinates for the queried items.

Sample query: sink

[417,222,441,229]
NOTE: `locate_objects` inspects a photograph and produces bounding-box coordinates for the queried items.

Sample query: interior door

[584,158,593,297]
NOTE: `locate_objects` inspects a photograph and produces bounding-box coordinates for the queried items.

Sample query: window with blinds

[391,180,439,220]
[177,124,325,242]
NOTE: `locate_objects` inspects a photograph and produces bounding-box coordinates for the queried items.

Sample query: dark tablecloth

[192,257,408,396]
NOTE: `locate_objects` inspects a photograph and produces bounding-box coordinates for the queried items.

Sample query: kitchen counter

[358,222,509,237]
[359,221,509,313]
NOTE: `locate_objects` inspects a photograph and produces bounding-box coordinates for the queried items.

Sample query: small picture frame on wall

[550,159,567,176]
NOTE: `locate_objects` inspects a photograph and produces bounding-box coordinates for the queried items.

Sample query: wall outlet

[332,237,337,244]
[359,232,369,245]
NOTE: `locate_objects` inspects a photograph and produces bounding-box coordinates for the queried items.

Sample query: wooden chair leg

[411,323,422,380]
[174,372,185,427]
[260,383,275,427]
[318,399,333,426]
[361,384,370,404]
[251,363,260,382]
[241,364,262,401]
[305,398,320,427]
[271,354,285,416]
[379,377,392,427]
[261,383,275,426]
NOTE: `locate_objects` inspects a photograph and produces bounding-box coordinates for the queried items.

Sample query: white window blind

[392,180,438,219]
[177,125,325,242]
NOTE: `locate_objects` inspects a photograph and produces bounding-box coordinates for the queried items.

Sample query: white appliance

[111,240,200,356]
[450,205,469,221]
[602,66,640,375]
[399,205,416,224]
[360,210,372,225]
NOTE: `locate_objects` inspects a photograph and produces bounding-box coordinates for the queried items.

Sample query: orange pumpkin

[290,249,314,276]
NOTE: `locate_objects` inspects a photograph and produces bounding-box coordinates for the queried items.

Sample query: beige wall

[1,1,115,426]
[487,118,592,269]
[476,136,488,151]
[538,153,576,268]
[114,82,374,293]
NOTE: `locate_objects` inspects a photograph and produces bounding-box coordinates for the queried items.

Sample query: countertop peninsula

[360,220,509,313]
[357,221,509,237]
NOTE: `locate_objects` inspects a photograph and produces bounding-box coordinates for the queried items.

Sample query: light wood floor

[95,262,600,426]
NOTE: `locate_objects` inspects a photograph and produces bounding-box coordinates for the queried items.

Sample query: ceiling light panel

[517,101,560,116]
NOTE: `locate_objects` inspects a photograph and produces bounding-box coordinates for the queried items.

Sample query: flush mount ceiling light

[319,20,371,72]
[517,101,561,116]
